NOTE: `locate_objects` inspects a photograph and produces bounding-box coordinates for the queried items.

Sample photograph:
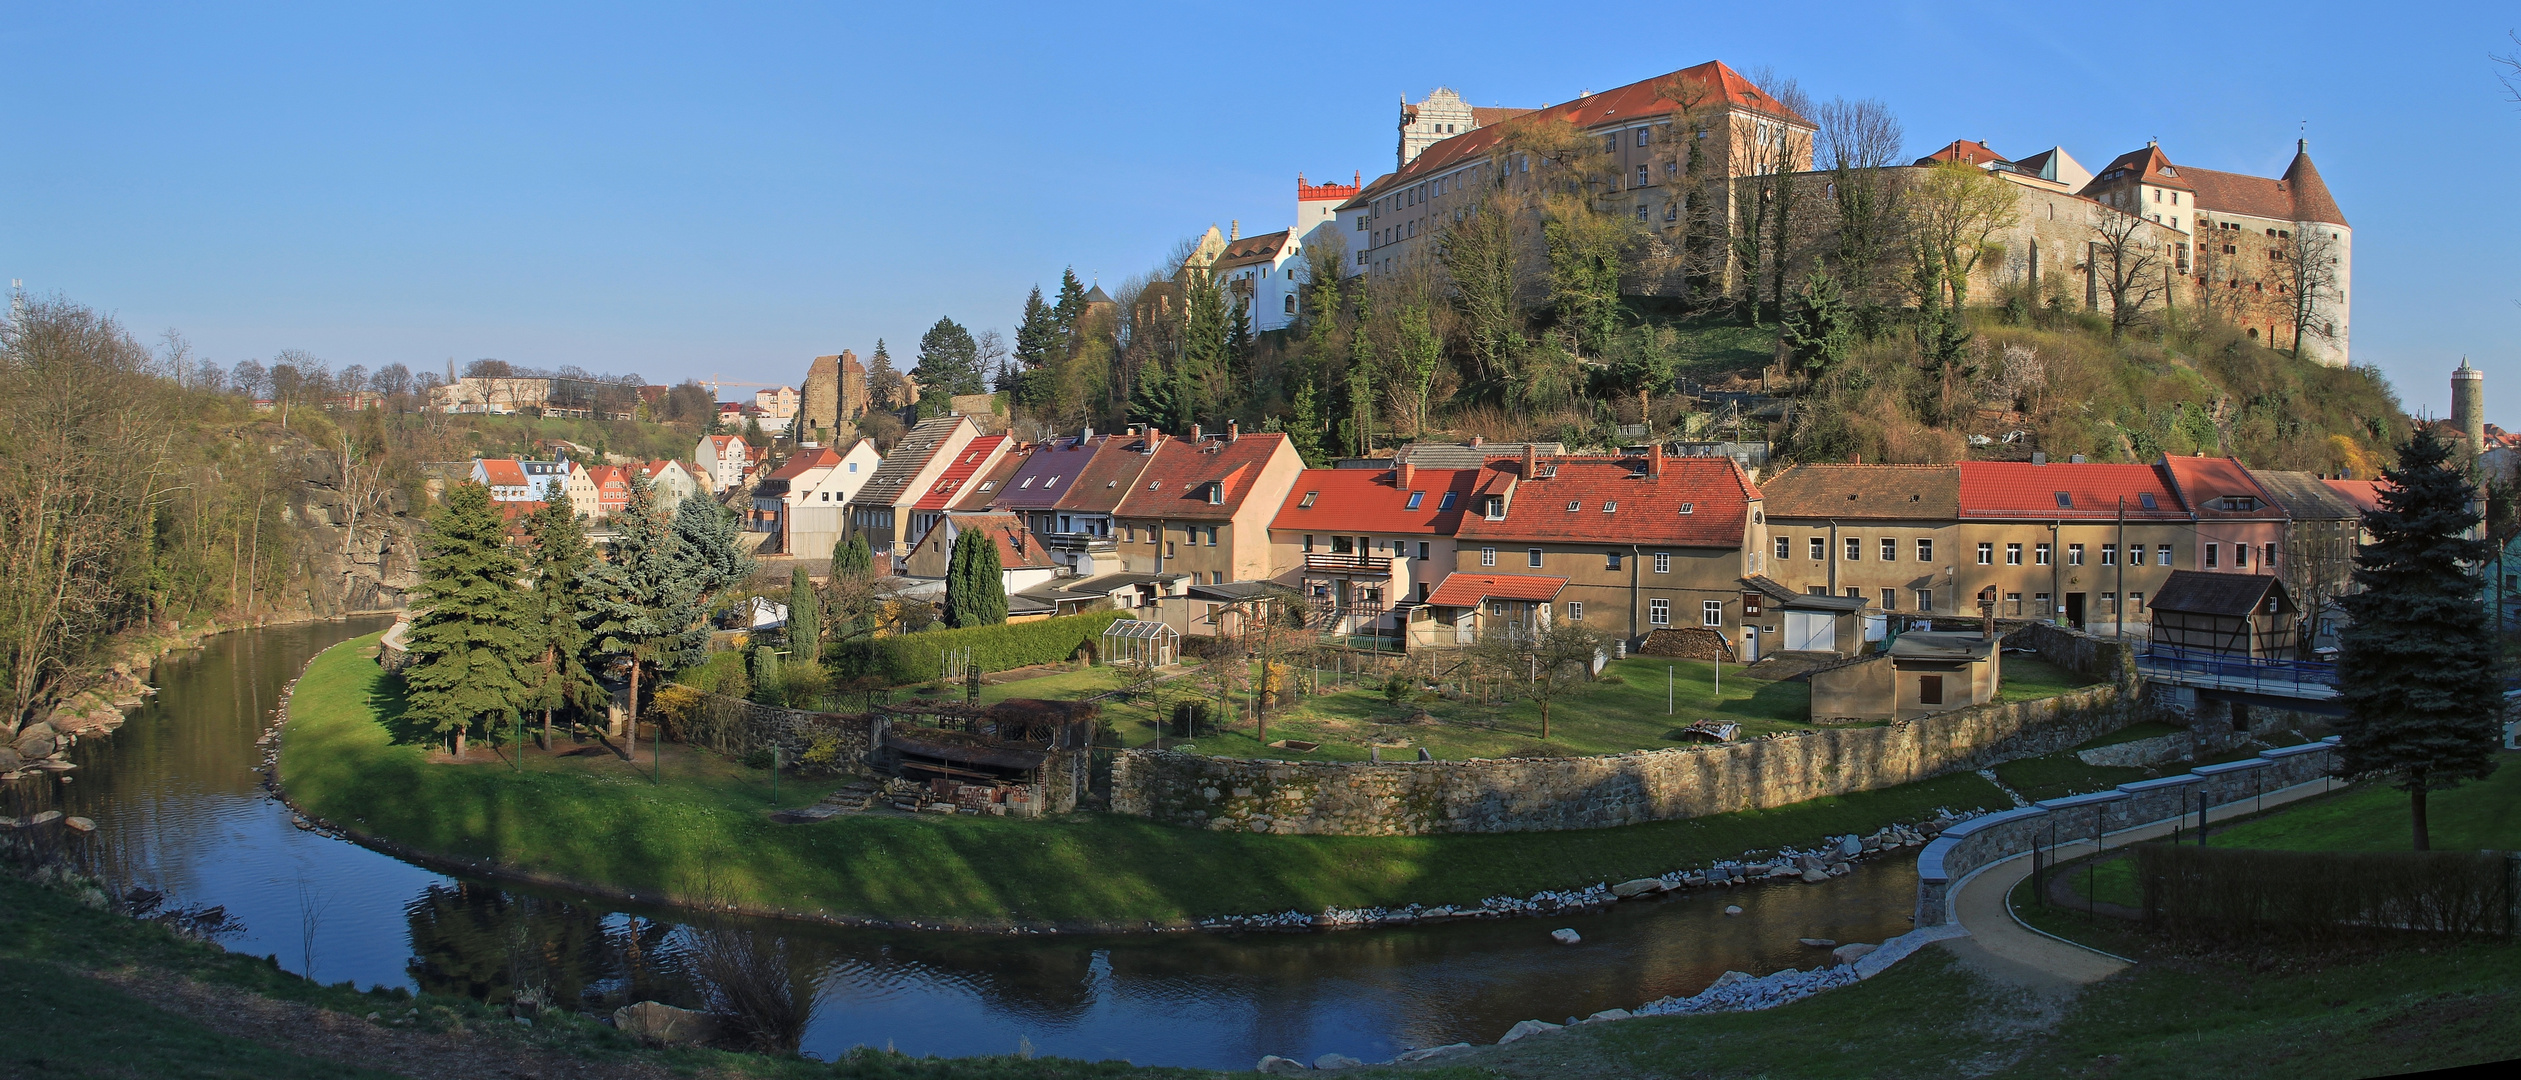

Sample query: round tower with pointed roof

[2454,358,2485,451]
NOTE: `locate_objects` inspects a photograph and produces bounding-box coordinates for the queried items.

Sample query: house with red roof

[560,463,632,522]
[1444,445,1766,648]
[975,431,1152,576]
[1268,462,1480,646]
[906,434,1013,550]
[901,512,1066,615]
[470,458,535,502]
[1106,425,1305,631]
[696,433,753,493]
[845,414,982,558]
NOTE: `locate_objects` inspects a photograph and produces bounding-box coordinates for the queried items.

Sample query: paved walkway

[1946,775,2347,986]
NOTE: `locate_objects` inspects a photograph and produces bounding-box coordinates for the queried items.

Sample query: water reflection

[27,618,1926,1069]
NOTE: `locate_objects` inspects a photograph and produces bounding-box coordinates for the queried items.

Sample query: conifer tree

[522,499,606,746]
[579,471,687,729]
[787,565,821,665]
[403,483,533,755]
[1014,285,1058,369]
[944,526,1006,628]
[828,534,878,646]
[1052,268,1087,345]
[1287,379,1327,467]
[1781,268,1856,378]
[914,317,984,399]
[669,492,754,667]
[1225,294,1253,383]
[2335,428,2502,850]
[1128,353,1179,429]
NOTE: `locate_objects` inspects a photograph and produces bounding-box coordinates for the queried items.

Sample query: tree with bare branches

[2278,225,2345,360]
[2088,205,2171,338]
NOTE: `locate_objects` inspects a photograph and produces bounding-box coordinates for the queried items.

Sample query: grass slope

[284,634,2008,925]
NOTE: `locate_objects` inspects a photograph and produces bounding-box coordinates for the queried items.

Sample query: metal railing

[1303,552,1401,575]
[2136,644,2338,698]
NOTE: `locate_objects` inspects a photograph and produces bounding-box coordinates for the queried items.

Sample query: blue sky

[4,2,2516,421]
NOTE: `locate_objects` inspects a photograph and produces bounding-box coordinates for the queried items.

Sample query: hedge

[837,609,1127,686]
[2137,843,2516,942]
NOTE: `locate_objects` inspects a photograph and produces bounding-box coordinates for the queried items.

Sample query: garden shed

[2150,571,2297,659]
[1103,619,1179,668]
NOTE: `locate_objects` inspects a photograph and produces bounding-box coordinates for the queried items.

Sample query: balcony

[1041,532,1118,553]
[1303,552,1400,576]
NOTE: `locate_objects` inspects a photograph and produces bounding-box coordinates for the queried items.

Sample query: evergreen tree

[668,491,755,668]
[1343,363,1375,458]
[742,415,767,447]
[828,534,878,647]
[1014,285,1058,369]
[1128,353,1179,430]
[2335,428,2502,850]
[1180,270,1227,423]
[1287,378,1327,467]
[914,317,984,398]
[1225,294,1253,383]
[579,471,687,728]
[522,500,606,746]
[1052,268,1087,346]
[1781,268,1856,378]
[402,483,533,755]
[944,526,1006,628]
[787,565,821,665]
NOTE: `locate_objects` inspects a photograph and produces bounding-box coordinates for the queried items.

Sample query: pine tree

[914,317,983,399]
[787,565,821,665]
[1225,294,1253,383]
[1052,268,1087,346]
[944,526,1006,628]
[402,483,534,755]
[522,500,606,746]
[1014,285,1058,369]
[1287,378,1327,467]
[1781,268,1856,378]
[1180,270,1227,424]
[2334,427,2502,850]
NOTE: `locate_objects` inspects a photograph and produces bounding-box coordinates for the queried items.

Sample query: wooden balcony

[1303,552,1399,576]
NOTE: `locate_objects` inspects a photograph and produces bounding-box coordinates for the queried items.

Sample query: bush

[1170,700,1212,737]
[835,610,1126,686]
[674,649,751,698]
[2137,844,2514,942]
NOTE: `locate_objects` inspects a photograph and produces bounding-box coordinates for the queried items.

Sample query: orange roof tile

[1453,453,1758,547]
[477,458,529,487]
[1425,573,1567,607]
[1113,432,1293,522]
[2159,455,2284,519]
[1956,462,2184,520]
[915,434,1009,511]
[1270,466,1482,534]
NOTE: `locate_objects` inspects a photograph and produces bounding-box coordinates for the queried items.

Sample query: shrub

[834,610,1127,686]
[674,649,751,698]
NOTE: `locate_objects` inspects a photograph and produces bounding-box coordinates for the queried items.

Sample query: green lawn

[285,633,2012,925]
[2072,719,2185,751]
[1989,750,2158,804]
[1992,655,2100,702]
[2061,751,2521,908]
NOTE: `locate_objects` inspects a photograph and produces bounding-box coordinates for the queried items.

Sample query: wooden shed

[2148,571,2298,659]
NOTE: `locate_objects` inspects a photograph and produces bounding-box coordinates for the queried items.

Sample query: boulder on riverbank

[610,1001,718,1045]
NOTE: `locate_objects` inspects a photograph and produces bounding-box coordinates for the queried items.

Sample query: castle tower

[800,353,842,445]
[1398,87,1474,169]
[2454,358,2485,451]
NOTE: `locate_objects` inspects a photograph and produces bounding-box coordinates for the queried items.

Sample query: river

[12,618,1922,1069]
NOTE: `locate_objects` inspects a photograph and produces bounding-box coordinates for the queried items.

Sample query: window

[2128,543,2147,566]
[1481,547,1496,566]
[1206,483,1224,505]
[1743,591,1764,616]
[1566,500,1582,513]
[1654,552,1671,574]
[2055,491,2073,509]
[1650,598,1671,625]
[2138,492,2157,510]
[1636,165,1650,186]
[1977,542,1993,565]
[1490,601,1506,617]
[1484,495,1505,519]
[1404,490,1424,510]
[1881,538,1898,561]
[1881,588,1898,610]
[2035,592,2051,616]
[1635,202,1649,222]
[2234,543,2247,567]
[2005,591,2023,616]
[2068,543,2084,566]
[2101,544,2117,565]
[1605,552,1622,571]
[1302,534,1314,553]
[1527,548,1543,568]
[1846,587,1862,600]
[2157,544,2173,566]
[1438,491,1457,510]
[1702,600,1724,627]
[2263,543,2276,566]
[1915,588,1934,612]
[2101,591,2116,614]
[1284,294,1296,315]
[1810,537,1827,560]
[2204,543,2219,568]
[2006,543,2023,566]
[1205,527,1218,546]
[1417,541,1429,560]
[1845,537,1862,561]
[1679,502,1694,514]
[1602,500,1617,513]
[1919,675,1944,706]
[2035,543,2052,566]
[1568,601,1584,621]
[1775,536,1792,560]
[2129,591,2144,613]
[1636,127,1650,147]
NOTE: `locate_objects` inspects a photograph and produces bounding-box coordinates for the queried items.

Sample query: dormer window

[1207,483,1224,505]
[1299,491,1319,509]
[2055,492,2073,508]
[2219,496,2257,512]
[1484,495,1505,520]
[1405,491,1424,509]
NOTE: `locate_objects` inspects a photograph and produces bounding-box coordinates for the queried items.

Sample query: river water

[12,618,1922,1069]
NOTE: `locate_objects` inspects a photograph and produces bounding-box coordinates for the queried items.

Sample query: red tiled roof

[2323,479,2384,513]
[1955,462,2185,520]
[704,434,745,456]
[1269,466,1482,534]
[762,446,841,483]
[1452,453,1758,546]
[948,512,1062,570]
[1915,139,2007,168]
[495,500,547,522]
[915,434,1009,511]
[1354,60,1811,204]
[2158,455,2284,520]
[950,450,1027,511]
[2090,144,2192,191]
[1213,230,1292,271]
[1113,432,1293,522]
[1060,433,1161,513]
[1471,106,1535,126]
[1425,573,1567,607]
[477,458,528,487]
[2183,144,2347,227]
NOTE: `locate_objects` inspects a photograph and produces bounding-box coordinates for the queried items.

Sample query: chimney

[1648,442,1664,479]
[2031,451,2048,465]
[1191,423,1203,443]
[1083,425,1093,440]
[1847,454,1861,464]
[1229,220,1240,241]
[1227,419,1239,442]
[1397,461,1416,489]
[1469,435,1483,448]
[1522,443,1539,478]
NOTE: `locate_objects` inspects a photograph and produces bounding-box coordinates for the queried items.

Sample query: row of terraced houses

[830,414,2378,657]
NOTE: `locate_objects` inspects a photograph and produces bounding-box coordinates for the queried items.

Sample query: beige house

[1108,426,1305,634]
[784,438,883,562]
[846,414,980,557]
[1266,462,1483,647]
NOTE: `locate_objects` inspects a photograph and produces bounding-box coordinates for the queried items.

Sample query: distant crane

[706,373,780,401]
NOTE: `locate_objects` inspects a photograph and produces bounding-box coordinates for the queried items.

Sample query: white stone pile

[1633,965,1862,1016]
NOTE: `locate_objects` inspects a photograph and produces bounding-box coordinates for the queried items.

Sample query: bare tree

[1437,188,1524,385]
[2279,225,2345,360]
[1812,97,1907,305]
[1467,619,1606,741]
[1907,161,2021,312]
[2088,205,2171,338]
[2498,30,2521,104]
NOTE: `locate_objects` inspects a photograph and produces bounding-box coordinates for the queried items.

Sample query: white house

[785,438,882,561]
[697,434,753,493]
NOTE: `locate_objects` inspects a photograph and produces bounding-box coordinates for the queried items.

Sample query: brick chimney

[1397,461,1416,489]
[1470,435,1483,448]
[1522,443,1539,478]
[1227,419,1239,442]
[1648,442,1664,479]
[1191,423,1202,443]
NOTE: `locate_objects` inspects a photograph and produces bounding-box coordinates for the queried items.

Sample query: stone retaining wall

[1111,683,2142,836]
[1912,739,2339,925]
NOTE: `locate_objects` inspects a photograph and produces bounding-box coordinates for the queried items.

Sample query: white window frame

[1650,598,1671,626]
[1701,600,1723,627]
[1653,552,1671,574]
[1481,547,1497,567]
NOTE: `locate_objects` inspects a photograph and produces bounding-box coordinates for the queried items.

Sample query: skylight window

[1404,491,1424,509]
[1602,501,1617,513]
[1566,501,1582,513]
[1020,477,1036,488]
[1678,502,1695,514]
[2139,493,2158,510]
[1438,492,1457,510]
[1299,491,1319,509]
[1045,476,1060,487]
[2055,492,2073,508]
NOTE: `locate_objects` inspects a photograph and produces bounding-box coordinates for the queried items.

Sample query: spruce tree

[914,317,983,398]
[403,483,533,755]
[580,470,686,729]
[1052,268,1087,345]
[667,491,754,668]
[1014,285,1058,369]
[1129,353,1179,429]
[522,499,606,746]
[1226,294,1253,383]
[1287,378,1327,467]
[2335,428,2502,850]
[1180,270,1227,423]
[788,565,821,665]
[944,526,1006,628]
[1781,268,1856,378]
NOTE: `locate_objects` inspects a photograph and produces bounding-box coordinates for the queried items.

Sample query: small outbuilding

[2149,571,2297,659]
[1808,630,2001,722]
[1103,619,1180,668]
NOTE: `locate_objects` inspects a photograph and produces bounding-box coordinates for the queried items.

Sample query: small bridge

[2135,645,2338,702]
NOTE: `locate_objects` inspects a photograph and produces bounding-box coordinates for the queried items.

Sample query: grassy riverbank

[283,634,2010,926]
